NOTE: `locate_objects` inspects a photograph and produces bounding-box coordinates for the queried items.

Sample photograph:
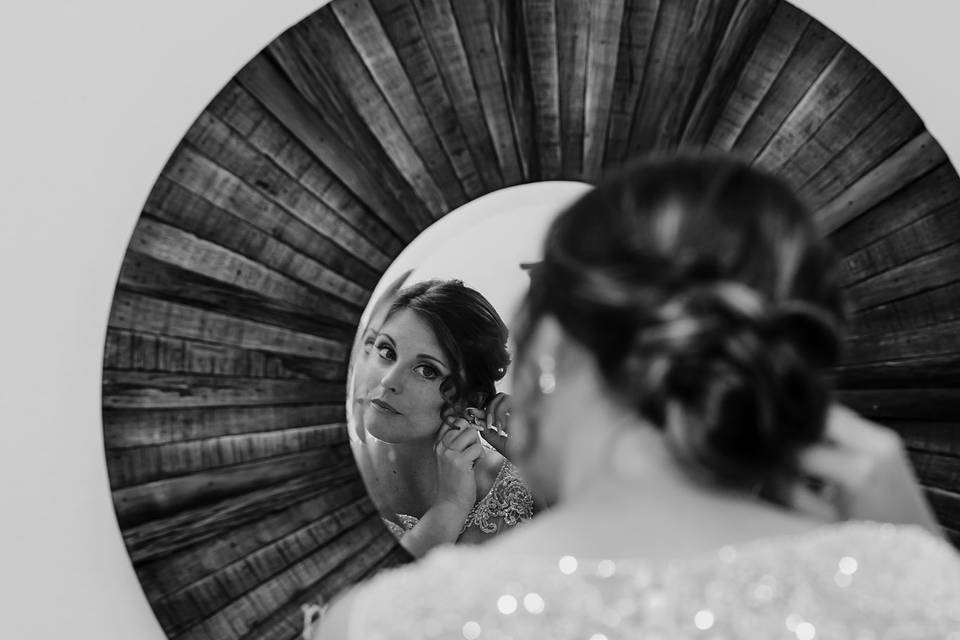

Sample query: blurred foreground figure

[315,156,960,639]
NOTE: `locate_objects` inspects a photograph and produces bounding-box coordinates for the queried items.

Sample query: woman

[350,279,535,558]
[317,157,960,638]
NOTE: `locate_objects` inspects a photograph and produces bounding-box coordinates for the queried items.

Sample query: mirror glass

[346,181,590,552]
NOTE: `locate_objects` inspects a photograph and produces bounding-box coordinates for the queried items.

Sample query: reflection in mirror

[347,182,591,557]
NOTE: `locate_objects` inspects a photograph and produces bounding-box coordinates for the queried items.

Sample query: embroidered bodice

[383,460,535,540]
[346,521,960,639]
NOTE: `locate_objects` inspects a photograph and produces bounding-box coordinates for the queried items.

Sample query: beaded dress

[344,521,960,639]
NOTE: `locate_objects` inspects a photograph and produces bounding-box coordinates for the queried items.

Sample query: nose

[379,363,403,394]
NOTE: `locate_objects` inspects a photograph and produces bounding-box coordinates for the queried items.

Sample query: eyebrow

[378,332,449,370]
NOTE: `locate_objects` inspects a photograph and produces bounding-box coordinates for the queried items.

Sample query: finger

[794,443,872,492]
[485,394,506,430]
[447,424,484,450]
[479,427,509,457]
[781,481,842,522]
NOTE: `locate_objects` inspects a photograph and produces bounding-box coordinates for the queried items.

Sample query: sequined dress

[346,521,960,639]
[382,460,535,541]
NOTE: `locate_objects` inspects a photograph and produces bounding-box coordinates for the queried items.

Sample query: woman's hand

[434,417,485,513]
[465,393,513,456]
[781,404,941,536]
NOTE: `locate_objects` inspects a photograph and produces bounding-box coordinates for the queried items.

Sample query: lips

[369,398,401,415]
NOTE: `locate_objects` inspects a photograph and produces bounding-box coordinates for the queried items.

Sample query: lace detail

[462,461,535,534]
[383,461,535,540]
[351,521,960,639]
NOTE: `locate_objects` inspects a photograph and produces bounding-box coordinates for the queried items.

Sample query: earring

[538,355,556,395]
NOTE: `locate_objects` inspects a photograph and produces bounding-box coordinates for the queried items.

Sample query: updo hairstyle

[387,279,511,417]
[516,156,847,488]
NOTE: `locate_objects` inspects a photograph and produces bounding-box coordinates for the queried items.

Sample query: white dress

[343,521,960,639]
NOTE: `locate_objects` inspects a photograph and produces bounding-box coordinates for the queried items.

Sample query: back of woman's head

[519,156,846,487]
[388,279,510,414]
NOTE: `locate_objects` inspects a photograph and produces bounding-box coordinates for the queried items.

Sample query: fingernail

[498,428,508,437]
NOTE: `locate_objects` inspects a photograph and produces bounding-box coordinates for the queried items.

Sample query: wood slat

[409,0,504,189]
[555,0,589,178]
[112,447,353,528]
[706,2,809,152]
[103,404,346,449]
[368,0,488,198]
[485,0,535,180]
[102,330,344,381]
[102,370,343,410]
[627,0,738,153]
[123,470,361,565]
[333,0,470,206]
[136,483,369,602]
[236,55,432,232]
[108,291,346,360]
[679,0,778,149]
[447,0,524,185]
[843,317,960,365]
[293,8,452,216]
[925,487,960,535]
[584,0,630,179]
[837,388,960,421]
[909,450,960,494]
[729,18,842,160]
[814,131,946,234]
[889,421,960,458]
[836,352,960,389]
[827,163,960,257]
[107,423,347,488]
[848,281,960,338]
[154,497,375,635]
[845,243,960,312]
[177,515,386,640]
[521,0,561,179]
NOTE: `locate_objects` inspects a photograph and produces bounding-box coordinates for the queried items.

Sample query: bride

[349,278,535,558]
[317,156,960,638]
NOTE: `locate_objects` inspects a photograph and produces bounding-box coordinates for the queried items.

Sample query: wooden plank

[521,0,561,179]
[152,497,375,634]
[679,0,779,149]
[102,370,344,410]
[186,109,407,259]
[908,450,960,494]
[729,18,842,160]
[845,243,960,312]
[848,281,960,338]
[485,0,536,180]
[333,0,470,207]
[753,45,871,173]
[234,531,402,640]
[136,483,370,601]
[107,423,348,488]
[814,131,947,234]
[888,421,960,458]
[827,163,960,257]
[293,9,451,216]
[837,199,960,287]
[116,251,357,340]
[177,515,386,640]
[585,0,630,179]
[112,447,353,528]
[843,316,960,364]
[837,388,960,421]
[925,486,960,533]
[799,97,924,213]
[772,69,902,189]
[627,0,738,154]
[102,329,344,380]
[367,0,486,199]
[122,469,362,564]
[409,0,504,190]
[128,217,363,322]
[836,352,960,389]
[108,291,347,360]
[448,0,524,185]
[144,177,378,298]
[235,55,432,233]
[706,2,809,152]
[555,0,589,178]
[103,404,346,449]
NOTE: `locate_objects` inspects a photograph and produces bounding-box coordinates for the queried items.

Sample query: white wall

[1,2,958,638]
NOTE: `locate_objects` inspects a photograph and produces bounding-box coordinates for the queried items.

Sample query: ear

[521,313,566,365]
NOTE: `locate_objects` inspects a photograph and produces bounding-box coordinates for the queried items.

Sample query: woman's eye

[415,365,439,380]
[376,344,395,360]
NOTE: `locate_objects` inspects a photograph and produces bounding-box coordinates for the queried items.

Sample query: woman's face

[357,309,451,444]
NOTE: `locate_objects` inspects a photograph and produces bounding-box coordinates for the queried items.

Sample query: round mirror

[101,0,960,638]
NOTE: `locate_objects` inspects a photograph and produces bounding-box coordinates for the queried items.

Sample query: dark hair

[387,279,511,416]
[516,156,846,488]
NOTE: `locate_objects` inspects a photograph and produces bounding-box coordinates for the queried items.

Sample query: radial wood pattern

[104,1,960,638]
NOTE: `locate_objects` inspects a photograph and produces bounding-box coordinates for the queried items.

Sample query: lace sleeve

[461,461,535,534]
